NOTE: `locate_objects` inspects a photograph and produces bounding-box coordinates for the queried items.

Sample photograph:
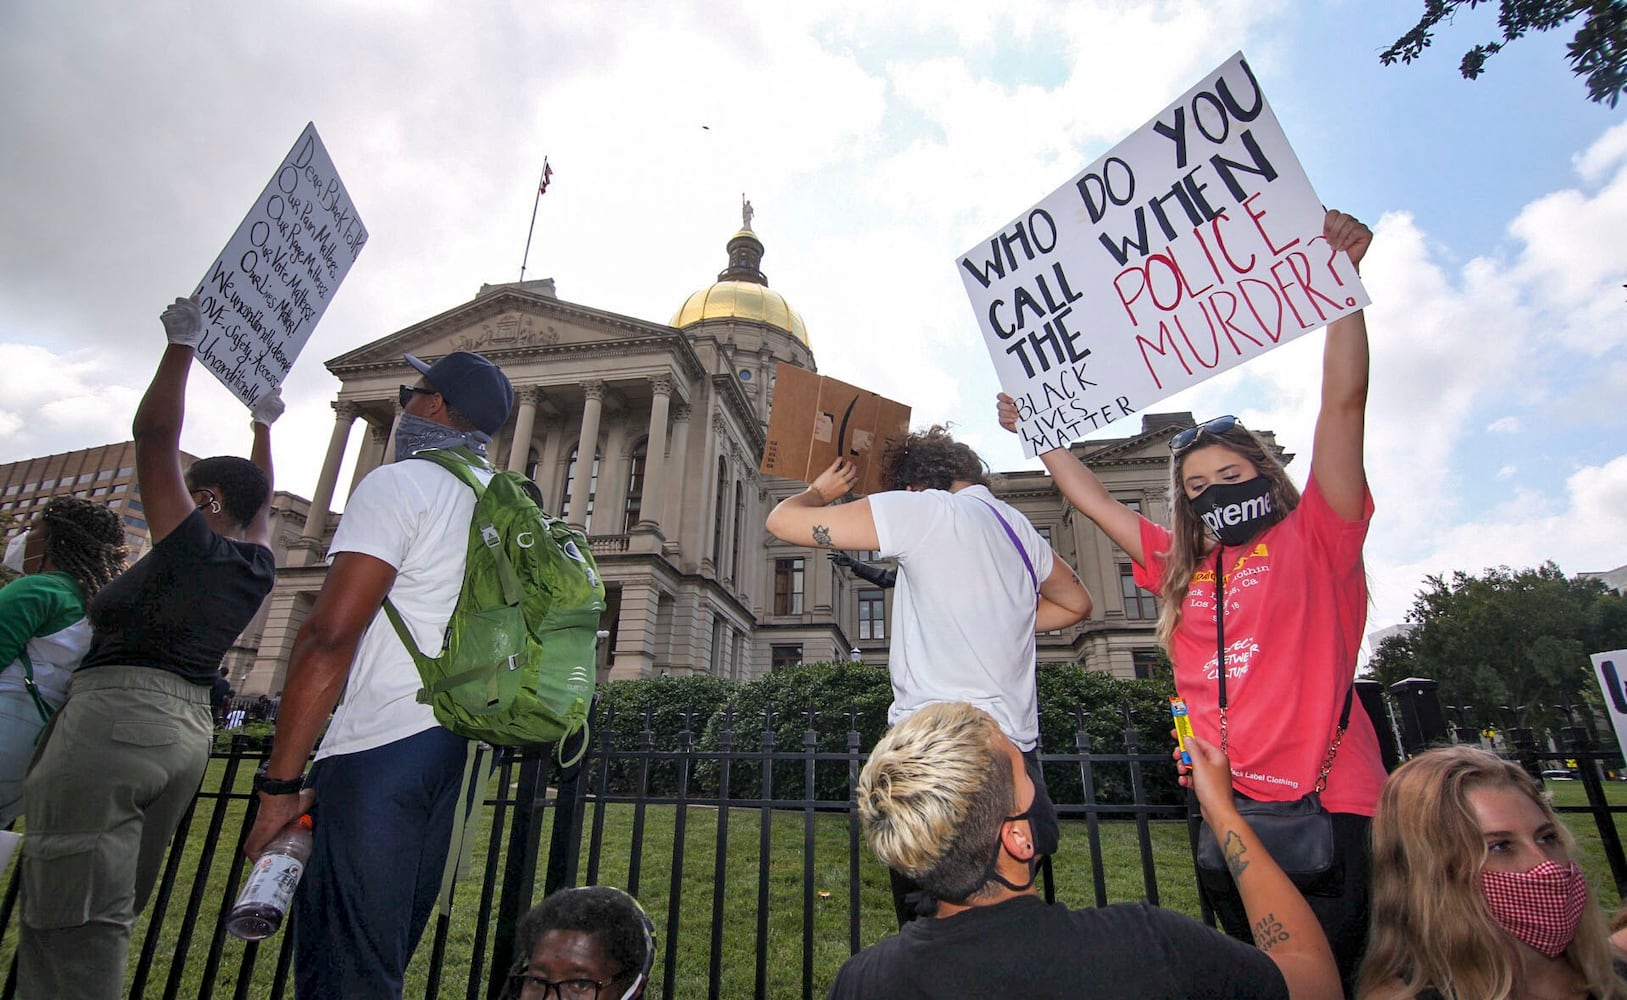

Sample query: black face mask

[979,808,1039,895]
[1189,476,1276,546]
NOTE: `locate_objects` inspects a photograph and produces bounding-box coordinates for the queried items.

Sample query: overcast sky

[2,0,1623,646]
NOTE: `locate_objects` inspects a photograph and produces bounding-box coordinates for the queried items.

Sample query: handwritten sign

[958,52,1369,456]
[760,364,911,496]
[193,122,367,405]
[1591,649,1627,759]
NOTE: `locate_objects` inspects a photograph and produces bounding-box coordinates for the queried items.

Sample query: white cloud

[1488,416,1520,433]
[1495,464,1517,480]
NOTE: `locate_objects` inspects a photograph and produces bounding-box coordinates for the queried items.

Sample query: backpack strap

[436,740,495,918]
[18,648,53,727]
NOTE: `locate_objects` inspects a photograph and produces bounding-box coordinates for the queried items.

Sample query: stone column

[506,386,543,472]
[637,375,673,529]
[567,381,605,531]
[291,401,358,565]
[347,418,390,499]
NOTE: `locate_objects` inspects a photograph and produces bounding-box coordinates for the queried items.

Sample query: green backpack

[381,446,606,756]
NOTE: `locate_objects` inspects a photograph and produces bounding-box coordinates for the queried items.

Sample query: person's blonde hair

[1154,420,1299,648]
[855,702,1013,904]
[1358,746,1627,999]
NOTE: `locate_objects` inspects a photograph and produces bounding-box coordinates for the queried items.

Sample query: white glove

[251,390,286,426]
[160,296,203,346]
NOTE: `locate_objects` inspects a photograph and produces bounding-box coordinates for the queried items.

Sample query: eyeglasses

[1170,415,1240,453]
[509,972,621,1000]
[399,384,439,409]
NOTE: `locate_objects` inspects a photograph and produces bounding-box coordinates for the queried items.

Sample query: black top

[828,895,1288,999]
[82,508,275,685]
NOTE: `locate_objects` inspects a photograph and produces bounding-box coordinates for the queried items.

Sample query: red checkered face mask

[1480,860,1588,958]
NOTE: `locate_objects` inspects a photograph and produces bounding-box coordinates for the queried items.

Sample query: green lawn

[0,768,1623,999]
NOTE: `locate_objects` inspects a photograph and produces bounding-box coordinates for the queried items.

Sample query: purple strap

[975,497,1037,590]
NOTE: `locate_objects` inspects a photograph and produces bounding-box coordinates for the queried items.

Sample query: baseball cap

[403,351,515,435]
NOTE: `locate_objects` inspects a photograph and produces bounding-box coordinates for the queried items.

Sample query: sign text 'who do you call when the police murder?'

[193,122,367,407]
[959,52,1369,457]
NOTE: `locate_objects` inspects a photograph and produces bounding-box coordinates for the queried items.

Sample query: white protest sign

[193,122,367,406]
[958,52,1369,457]
[1591,649,1627,757]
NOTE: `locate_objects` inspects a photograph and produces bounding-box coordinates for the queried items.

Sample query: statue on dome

[742,195,754,231]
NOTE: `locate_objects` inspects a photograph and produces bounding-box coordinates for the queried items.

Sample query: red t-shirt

[1134,476,1386,815]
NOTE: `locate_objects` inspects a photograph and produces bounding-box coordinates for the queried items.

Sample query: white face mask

[3,532,28,574]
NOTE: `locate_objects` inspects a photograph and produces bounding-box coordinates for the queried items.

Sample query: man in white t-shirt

[245,350,514,1000]
[766,425,1092,922]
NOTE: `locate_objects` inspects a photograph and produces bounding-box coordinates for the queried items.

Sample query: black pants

[1196,811,1371,999]
[889,749,1059,927]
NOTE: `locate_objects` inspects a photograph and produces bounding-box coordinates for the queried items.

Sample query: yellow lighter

[1169,696,1195,767]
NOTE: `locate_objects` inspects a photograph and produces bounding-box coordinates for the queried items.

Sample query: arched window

[623,439,647,531]
[561,445,600,532]
[712,457,728,566]
[731,480,745,581]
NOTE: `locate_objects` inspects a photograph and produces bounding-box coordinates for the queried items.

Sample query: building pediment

[326,286,684,377]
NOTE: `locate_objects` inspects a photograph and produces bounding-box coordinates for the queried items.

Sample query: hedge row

[588,662,1181,806]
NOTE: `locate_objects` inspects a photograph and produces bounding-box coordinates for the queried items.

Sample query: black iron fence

[0,687,1622,999]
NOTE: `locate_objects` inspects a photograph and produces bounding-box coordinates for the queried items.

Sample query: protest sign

[760,364,911,496]
[958,52,1369,457]
[1591,649,1627,758]
[193,122,367,406]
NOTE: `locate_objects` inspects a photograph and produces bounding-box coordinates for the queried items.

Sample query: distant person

[18,295,278,999]
[267,689,281,721]
[502,885,655,1000]
[0,497,125,826]
[245,349,514,999]
[998,210,1383,989]
[1358,746,1627,999]
[767,426,1092,925]
[828,702,1341,999]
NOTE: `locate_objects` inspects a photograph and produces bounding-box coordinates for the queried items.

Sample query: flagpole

[520,157,549,282]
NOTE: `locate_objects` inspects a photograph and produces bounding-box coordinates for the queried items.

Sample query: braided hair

[39,497,126,601]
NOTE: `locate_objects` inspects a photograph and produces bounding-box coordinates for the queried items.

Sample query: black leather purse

[1192,546,1351,896]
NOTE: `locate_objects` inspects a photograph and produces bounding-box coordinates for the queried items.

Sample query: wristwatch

[253,770,306,796]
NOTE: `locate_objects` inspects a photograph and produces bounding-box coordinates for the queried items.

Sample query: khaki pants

[16,665,212,1000]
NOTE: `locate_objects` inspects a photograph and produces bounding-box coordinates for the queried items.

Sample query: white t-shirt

[315,458,486,760]
[868,484,1055,750]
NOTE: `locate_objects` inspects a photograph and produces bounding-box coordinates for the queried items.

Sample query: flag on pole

[538,158,554,195]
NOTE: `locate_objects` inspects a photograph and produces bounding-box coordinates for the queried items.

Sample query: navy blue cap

[403,351,514,435]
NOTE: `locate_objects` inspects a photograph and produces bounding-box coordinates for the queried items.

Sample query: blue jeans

[294,726,470,1000]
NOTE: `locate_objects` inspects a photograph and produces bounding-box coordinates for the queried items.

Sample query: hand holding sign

[161,296,204,347]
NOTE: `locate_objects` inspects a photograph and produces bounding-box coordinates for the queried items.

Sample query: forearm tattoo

[1251,912,1289,952]
[811,524,833,547]
[1223,830,1250,879]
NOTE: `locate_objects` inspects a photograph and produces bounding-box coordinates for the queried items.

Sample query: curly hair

[880,425,989,492]
[1154,418,1298,648]
[1358,746,1627,1000]
[185,456,269,530]
[39,497,125,602]
[856,702,1014,904]
[503,886,654,999]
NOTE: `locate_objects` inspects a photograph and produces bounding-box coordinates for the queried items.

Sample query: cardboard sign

[1591,649,1627,759]
[958,52,1369,457]
[760,364,911,496]
[193,122,368,406]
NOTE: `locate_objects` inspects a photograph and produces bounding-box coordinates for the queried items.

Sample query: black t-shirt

[827,895,1288,1000]
[81,508,275,685]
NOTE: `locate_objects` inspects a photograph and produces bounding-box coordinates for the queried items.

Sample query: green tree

[1382,0,1627,107]
[1369,563,1627,744]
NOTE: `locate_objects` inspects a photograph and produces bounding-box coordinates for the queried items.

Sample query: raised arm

[242,392,285,549]
[134,298,206,545]
[1309,210,1373,522]
[1187,734,1341,1000]
[997,394,1144,562]
[1035,556,1091,631]
[765,459,880,551]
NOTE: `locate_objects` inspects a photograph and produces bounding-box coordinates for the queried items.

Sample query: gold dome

[670,217,809,346]
[671,280,808,345]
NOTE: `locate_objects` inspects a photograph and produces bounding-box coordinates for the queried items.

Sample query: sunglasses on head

[1170,415,1240,453]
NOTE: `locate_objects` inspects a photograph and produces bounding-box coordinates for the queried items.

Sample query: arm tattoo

[1222,830,1250,879]
[1251,912,1290,953]
[811,524,833,547]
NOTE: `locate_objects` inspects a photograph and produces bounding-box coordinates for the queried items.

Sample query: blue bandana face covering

[391,413,491,461]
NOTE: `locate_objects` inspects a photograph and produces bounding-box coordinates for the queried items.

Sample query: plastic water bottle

[226,814,313,940]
